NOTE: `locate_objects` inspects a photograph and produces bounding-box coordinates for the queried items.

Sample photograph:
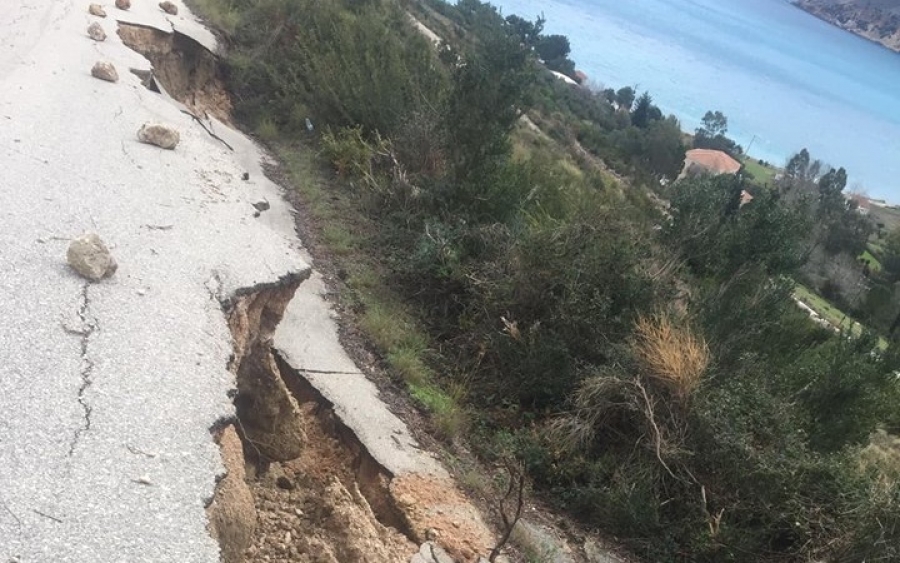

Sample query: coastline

[790,1,900,55]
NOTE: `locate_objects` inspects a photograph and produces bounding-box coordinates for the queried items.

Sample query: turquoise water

[491,0,900,200]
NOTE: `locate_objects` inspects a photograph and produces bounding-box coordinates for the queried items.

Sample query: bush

[225,0,447,138]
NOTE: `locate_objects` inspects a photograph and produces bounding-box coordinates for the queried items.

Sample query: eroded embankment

[207,277,417,563]
[118,20,495,563]
[117,22,231,121]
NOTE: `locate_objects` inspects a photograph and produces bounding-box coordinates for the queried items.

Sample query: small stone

[137,123,180,150]
[87,22,106,41]
[91,61,118,83]
[284,531,291,543]
[425,528,439,540]
[88,3,106,17]
[67,233,117,281]
[294,508,304,517]
[275,476,295,490]
[242,172,250,181]
[159,1,178,15]
[134,474,153,486]
[115,0,130,9]
[252,200,270,212]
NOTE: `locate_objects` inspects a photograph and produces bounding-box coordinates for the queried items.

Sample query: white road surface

[0,2,447,561]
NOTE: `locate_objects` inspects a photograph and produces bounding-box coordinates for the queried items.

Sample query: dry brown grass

[632,314,709,402]
[859,429,900,497]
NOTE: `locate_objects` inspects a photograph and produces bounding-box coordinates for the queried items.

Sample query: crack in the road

[68,282,97,456]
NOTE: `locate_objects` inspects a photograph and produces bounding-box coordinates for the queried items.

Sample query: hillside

[795,0,900,51]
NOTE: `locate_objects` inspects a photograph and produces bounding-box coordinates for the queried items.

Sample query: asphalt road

[0,2,307,560]
[0,2,450,561]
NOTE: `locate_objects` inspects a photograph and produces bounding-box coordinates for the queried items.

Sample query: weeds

[633,313,709,402]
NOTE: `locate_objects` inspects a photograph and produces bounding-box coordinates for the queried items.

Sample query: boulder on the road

[67,233,117,281]
[137,123,180,150]
[159,1,178,15]
[87,22,106,41]
[88,3,106,17]
[91,61,118,82]
[115,0,131,10]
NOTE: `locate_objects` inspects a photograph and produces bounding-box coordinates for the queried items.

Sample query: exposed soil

[117,22,232,122]
[120,13,632,563]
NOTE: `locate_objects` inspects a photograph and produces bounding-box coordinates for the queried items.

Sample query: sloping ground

[795,0,900,51]
[0,2,501,562]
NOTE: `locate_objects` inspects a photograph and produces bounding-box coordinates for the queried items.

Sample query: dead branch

[488,459,527,562]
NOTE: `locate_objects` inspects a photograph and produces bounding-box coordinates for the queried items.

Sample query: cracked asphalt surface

[0,2,307,560]
[0,1,463,561]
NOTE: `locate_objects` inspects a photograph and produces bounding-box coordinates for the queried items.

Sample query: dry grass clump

[859,429,900,497]
[632,314,709,401]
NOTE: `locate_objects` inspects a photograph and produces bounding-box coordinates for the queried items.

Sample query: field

[741,156,778,185]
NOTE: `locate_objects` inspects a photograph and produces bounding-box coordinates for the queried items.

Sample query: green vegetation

[795,283,858,329]
[189,0,900,560]
[740,155,777,185]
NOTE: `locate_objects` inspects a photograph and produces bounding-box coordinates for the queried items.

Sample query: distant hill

[794,0,900,52]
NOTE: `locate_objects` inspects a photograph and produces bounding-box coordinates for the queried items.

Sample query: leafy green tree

[534,34,575,75]
[693,109,742,155]
[881,227,900,280]
[698,109,727,137]
[440,16,537,212]
[504,13,544,47]
[615,86,635,110]
[535,34,570,61]
[667,175,810,279]
[641,116,685,178]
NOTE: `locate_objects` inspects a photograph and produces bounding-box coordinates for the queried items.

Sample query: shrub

[633,314,709,402]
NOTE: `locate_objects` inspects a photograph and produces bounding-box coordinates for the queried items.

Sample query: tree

[785,148,811,181]
[441,18,537,204]
[693,110,741,155]
[631,91,662,128]
[535,34,570,61]
[883,227,900,280]
[698,110,728,137]
[504,14,544,47]
[534,33,573,76]
[615,86,635,111]
[641,116,685,179]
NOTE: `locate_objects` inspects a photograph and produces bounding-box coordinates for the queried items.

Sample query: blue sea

[491,0,900,201]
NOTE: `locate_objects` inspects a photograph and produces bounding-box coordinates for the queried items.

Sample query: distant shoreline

[790,1,900,55]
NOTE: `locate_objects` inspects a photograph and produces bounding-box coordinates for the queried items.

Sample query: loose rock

[67,233,117,281]
[137,123,180,150]
[115,0,130,9]
[88,3,106,17]
[87,22,106,41]
[275,476,295,491]
[159,1,178,15]
[90,61,118,83]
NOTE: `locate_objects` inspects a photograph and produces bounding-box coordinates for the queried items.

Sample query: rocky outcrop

[137,123,180,149]
[67,233,117,281]
[91,61,118,82]
[795,0,900,52]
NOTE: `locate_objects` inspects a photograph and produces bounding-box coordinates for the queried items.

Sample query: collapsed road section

[0,1,500,562]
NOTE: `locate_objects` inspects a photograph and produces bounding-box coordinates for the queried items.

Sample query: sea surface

[491,0,900,201]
